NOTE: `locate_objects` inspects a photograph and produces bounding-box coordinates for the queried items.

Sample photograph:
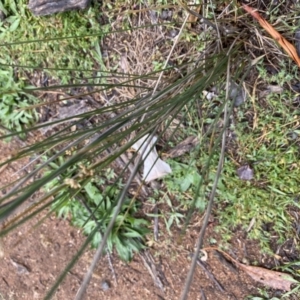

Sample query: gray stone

[101,280,110,291]
[237,165,254,181]
[229,81,247,107]
[28,0,91,16]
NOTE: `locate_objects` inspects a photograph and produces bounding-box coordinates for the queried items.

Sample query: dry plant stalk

[243,4,300,67]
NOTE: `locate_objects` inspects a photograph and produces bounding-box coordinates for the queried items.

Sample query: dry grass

[98,7,196,105]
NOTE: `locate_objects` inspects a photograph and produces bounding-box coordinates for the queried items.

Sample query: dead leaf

[246,217,256,232]
[200,249,208,261]
[238,264,295,291]
[166,136,199,158]
[39,102,90,134]
[10,258,30,275]
[119,53,130,73]
[132,134,172,183]
[187,3,202,27]
[266,85,283,93]
[243,4,300,68]
[202,247,298,293]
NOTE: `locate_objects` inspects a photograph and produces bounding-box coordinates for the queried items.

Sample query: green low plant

[0,66,37,132]
[44,156,150,261]
[70,181,149,261]
[164,160,206,211]
[259,261,300,299]
[147,190,185,235]
[213,75,300,251]
[0,0,104,84]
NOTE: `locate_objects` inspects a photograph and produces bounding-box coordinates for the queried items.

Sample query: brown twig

[200,288,207,300]
[139,251,164,290]
[154,204,159,241]
[196,259,225,293]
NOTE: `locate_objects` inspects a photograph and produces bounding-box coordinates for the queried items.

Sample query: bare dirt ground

[0,139,277,300]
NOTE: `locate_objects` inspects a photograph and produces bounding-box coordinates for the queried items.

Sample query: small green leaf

[9,17,20,32]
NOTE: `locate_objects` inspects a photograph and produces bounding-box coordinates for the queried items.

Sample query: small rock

[101,280,110,291]
[28,0,91,16]
[169,29,179,38]
[209,80,247,106]
[242,257,250,265]
[0,241,4,258]
[237,165,254,181]
[160,9,172,20]
[292,82,300,92]
[10,258,30,275]
[229,81,247,107]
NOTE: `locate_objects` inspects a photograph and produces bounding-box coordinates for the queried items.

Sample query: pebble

[160,9,172,20]
[101,280,110,291]
[237,165,254,181]
[169,29,179,38]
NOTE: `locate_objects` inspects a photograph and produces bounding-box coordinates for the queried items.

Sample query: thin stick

[107,252,117,284]
[139,251,164,290]
[154,204,159,241]
[200,288,207,300]
[196,259,225,292]
[152,13,189,97]
[180,60,230,300]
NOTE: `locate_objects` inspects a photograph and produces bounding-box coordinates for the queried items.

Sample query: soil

[0,139,284,300]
